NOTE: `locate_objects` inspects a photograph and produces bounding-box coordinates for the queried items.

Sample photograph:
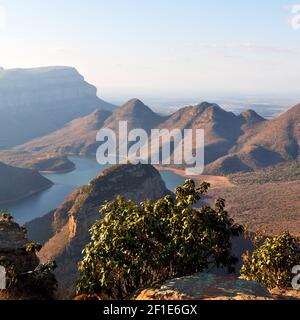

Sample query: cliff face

[0,67,96,108]
[37,164,171,296]
[0,66,115,147]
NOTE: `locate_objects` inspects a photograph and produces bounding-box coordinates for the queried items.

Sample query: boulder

[136,273,272,300]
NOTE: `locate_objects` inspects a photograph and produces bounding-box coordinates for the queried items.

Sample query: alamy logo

[96,121,205,175]
[0,265,6,290]
[290,5,300,30]
[292,265,300,290]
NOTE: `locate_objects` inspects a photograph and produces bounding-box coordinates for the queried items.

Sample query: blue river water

[1,156,186,224]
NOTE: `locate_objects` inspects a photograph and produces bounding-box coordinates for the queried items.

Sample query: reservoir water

[2,157,186,224]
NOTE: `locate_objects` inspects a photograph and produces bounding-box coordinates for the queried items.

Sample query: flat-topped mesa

[0,66,115,147]
[0,66,96,109]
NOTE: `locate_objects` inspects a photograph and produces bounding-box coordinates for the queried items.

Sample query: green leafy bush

[76,180,244,299]
[241,232,300,288]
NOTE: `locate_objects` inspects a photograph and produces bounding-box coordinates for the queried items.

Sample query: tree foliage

[76,180,244,299]
[0,210,14,222]
[241,232,300,289]
[25,241,43,253]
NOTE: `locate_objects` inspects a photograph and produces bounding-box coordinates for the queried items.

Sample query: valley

[0,156,189,224]
[2,94,300,238]
[0,67,300,301]
[2,0,300,304]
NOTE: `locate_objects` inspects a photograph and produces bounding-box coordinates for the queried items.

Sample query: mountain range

[0,66,299,186]
[17,97,298,175]
[206,103,300,174]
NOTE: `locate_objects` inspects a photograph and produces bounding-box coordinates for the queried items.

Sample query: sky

[0,0,300,103]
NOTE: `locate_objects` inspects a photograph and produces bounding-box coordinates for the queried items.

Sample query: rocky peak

[122,98,147,110]
[112,98,157,117]
[195,101,221,112]
[104,99,164,132]
[239,110,265,126]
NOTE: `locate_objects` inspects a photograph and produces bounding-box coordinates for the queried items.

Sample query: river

[2,156,186,224]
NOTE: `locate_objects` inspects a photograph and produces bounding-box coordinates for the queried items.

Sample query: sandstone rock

[0,220,28,250]
[135,273,272,300]
[0,218,58,300]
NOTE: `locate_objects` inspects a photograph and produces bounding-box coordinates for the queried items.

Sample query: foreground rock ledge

[135,273,272,300]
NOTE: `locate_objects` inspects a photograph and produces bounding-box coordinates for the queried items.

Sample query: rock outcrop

[0,219,39,271]
[0,66,115,147]
[104,98,166,133]
[0,218,41,299]
[37,164,171,296]
[135,273,272,300]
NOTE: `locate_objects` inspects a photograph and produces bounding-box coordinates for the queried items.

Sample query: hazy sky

[0,0,300,101]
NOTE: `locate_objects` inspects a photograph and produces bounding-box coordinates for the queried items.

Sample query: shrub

[0,210,14,222]
[241,232,300,289]
[76,180,244,299]
[0,257,58,299]
[26,261,58,298]
[25,241,43,253]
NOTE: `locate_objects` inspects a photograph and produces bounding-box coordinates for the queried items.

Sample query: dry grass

[205,179,300,236]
